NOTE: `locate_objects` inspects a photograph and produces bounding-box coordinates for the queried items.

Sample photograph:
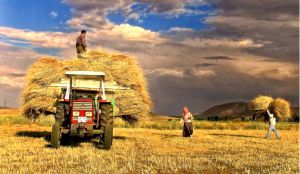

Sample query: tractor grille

[73,101,93,111]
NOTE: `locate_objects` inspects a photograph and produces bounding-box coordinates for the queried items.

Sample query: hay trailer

[51,71,114,149]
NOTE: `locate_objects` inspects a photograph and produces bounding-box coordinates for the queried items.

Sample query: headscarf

[183,106,189,115]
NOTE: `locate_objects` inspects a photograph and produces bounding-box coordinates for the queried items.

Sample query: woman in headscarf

[182,106,193,137]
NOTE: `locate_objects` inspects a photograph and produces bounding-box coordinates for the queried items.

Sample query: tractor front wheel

[100,104,113,149]
[51,122,61,148]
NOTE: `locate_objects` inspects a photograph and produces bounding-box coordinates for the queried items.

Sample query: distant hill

[197,102,252,121]
[197,102,299,121]
[0,106,13,109]
[150,113,180,121]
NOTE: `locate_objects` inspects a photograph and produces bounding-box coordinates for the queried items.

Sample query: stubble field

[0,109,298,174]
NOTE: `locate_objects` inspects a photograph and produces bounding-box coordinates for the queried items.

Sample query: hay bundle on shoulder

[249,95,292,121]
[21,50,152,123]
[249,95,273,111]
[269,98,292,121]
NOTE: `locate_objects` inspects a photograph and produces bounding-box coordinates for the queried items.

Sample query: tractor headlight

[85,111,92,117]
[73,111,79,116]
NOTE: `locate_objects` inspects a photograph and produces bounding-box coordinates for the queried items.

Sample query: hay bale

[249,95,273,111]
[21,57,64,119]
[21,50,152,122]
[269,98,292,121]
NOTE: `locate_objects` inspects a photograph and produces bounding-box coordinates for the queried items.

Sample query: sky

[0,0,298,115]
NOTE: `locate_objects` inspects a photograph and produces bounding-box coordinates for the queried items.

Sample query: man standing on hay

[76,30,87,58]
[266,110,281,140]
[182,107,193,137]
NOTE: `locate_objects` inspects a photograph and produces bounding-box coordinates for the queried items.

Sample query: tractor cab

[51,71,114,149]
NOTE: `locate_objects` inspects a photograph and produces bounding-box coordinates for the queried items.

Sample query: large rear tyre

[100,104,113,149]
[51,122,61,148]
[55,103,65,124]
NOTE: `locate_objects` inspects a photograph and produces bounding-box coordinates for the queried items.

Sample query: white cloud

[169,27,194,33]
[147,68,184,78]
[0,65,25,89]
[230,56,299,81]
[182,38,264,48]
[0,76,24,89]
[192,69,216,77]
[0,42,45,60]
[0,26,76,49]
[102,24,164,43]
[50,11,58,18]
[148,68,216,78]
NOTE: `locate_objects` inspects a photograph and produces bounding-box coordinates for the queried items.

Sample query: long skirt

[183,122,193,137]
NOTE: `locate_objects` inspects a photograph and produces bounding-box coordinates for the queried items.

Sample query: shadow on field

[16,131,128,148]
[210,133,262,139]
[16,131,83,148]
[151,133,179,139]
[113,136,127,140]
[16,131,51,141]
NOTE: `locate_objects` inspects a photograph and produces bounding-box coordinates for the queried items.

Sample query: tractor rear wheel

[51,122,61,148]
[55,102,65,124]
[100,104,113,149]
[51,102,65,148]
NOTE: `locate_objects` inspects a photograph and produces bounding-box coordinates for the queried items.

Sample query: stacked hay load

[21,50,152,122]
[249,95,292,121]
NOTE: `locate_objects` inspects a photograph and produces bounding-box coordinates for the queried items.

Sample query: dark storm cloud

[203,56,235,61]
[0,84,21,108]
[205,0,299,61]
[7,73,26,77]
[150,65,299,115]
[194,63,217,67]
[210,0,298,17]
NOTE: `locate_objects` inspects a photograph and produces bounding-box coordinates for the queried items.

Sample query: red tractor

[51,71,114,149]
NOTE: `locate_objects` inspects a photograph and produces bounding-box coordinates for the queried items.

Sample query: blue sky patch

[33,47,61,56]
[0,35,32,47]
[107,2,216,32]
[0,0,72,32]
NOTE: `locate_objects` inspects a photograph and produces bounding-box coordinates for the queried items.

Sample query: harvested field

[0,112,298,174]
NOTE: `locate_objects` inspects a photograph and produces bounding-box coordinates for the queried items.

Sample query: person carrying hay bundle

[265,110,281,140]
[182,106,193,137]
[76,30,87,58]
[249,95,273,121]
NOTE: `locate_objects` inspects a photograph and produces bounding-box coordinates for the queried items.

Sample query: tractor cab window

[73,90,98,100]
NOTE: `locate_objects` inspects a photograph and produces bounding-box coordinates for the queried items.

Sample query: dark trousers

[183,122,193,137]
[76,45,85,58]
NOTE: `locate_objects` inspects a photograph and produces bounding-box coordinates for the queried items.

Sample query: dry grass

[21,50,152,122]
[0,111,298,174]
[0,125,298,174]
[249,95,273,111]
[269,98,293,121]
[0,108,21,115]
[249,95,293,121]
